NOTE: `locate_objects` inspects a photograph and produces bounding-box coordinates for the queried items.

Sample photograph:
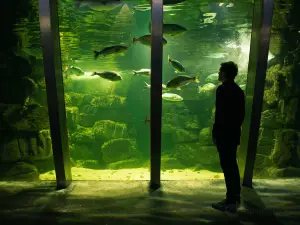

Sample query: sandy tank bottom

[40,168,224,180]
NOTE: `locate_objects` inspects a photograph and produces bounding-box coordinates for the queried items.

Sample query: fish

[198,83,217,94]
[166,75,199,89]
[168,55,185,72]
[218,2,225,6]
[162,93,183,101]
[226,3,234,8]
[163,0,186,5]
[94,45,128,59]
[75,0,124,12]
[204,53,228,59]
[198,24,208,29]
[65,66,84,78]
[144,82,167,89]
[132,69,151,77]
[133,34,168,47]
[205,73,219,82]
[92,71,122,81]
[149,23,187,36]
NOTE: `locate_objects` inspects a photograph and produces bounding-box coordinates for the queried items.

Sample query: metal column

[238,0,275,188]
[149,0,163,190]
[38,0,72,189]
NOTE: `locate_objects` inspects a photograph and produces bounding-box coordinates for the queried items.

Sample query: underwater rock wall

[62,72,223,172]
[255,0,300,178]
[0,0,52,181]
[64,91,139,168]
[3,0,300,180]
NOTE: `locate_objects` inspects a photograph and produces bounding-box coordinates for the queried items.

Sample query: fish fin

[168,55,171,62]
[94,51,100,60]
[91,72,96,76]
[132,70,137,75]
[144,81,150,89]
[194,76,200,83]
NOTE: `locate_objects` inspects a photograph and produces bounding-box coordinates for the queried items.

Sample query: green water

[8,0,255,181]
[3,0,300,182]
[51,0,253,179]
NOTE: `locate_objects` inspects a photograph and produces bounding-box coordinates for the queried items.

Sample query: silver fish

[205,73,219,82]
[226,3,234,8]
[94,45,128,59]
[166,75,199,89]
[75,0,124,11]
[65,66,84,78]
[133,35,168,46]
[168,55,185,72]
[149,23,187,36]
[163,0,186,5]
[92,71,122,81]
[162,93,183,101]
[144,82,167,89]
[204,53,228,59]
[132,69,151,77]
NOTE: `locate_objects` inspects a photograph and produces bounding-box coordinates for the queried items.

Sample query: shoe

[212,199,240,213]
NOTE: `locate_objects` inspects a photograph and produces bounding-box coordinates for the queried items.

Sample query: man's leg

[212,143,241,212]
[219,143,241,203]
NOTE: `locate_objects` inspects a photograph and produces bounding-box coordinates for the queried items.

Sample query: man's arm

[212,86,224,143]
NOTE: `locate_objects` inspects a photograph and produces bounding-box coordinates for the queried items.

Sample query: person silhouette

[211,61,245,213]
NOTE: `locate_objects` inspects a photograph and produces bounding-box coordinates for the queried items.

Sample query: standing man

[212,61,245,213]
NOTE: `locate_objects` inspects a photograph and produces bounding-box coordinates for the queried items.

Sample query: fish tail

[168,55,171,62]
[132,70,137,75]
[144,81,150,88]
[94,51,100,60]
[194,76,200,83]
[91,72,96,76]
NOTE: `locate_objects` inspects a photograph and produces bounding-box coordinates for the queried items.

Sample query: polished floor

[0,179,299,225]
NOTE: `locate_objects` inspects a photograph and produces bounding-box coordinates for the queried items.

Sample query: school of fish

[64,0,243,103]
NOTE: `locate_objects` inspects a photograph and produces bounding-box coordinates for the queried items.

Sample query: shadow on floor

[0,180,299,225]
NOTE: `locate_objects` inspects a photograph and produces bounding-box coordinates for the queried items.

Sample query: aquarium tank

[0,0,299,182]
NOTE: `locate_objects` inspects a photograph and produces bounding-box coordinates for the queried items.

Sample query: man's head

[218,61,238,82]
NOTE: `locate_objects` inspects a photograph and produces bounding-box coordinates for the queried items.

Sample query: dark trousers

[216,142,241,203]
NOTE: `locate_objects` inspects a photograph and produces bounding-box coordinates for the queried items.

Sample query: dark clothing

[212,80,245,145]
[212,80,245,203]
[217,142,241,203]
